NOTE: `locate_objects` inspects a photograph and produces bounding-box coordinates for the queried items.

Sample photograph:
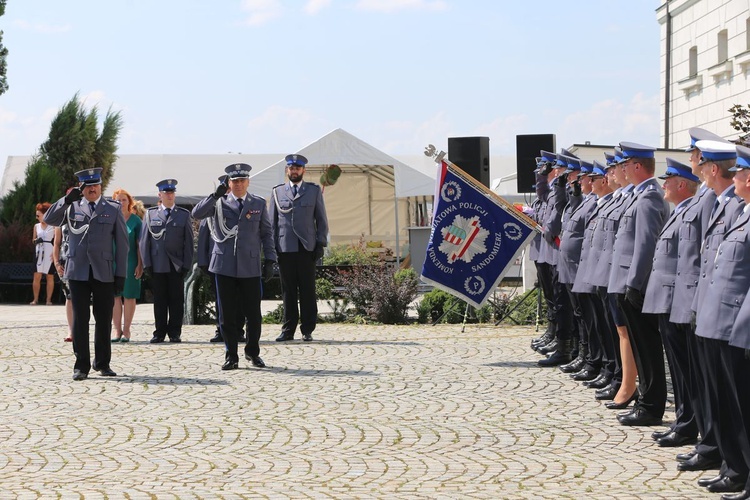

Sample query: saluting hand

[64,187,82,204]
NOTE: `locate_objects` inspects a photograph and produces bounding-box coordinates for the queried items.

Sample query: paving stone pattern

[0,305,709,498]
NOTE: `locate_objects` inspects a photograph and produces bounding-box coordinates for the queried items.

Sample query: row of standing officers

[44,154,328,377]
[528,131,750,499]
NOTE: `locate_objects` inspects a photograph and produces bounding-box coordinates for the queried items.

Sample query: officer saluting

[44,168,128,381]
[140,179,194,343]
[192,163,276,370]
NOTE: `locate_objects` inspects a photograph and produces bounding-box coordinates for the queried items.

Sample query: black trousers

[725,344,750,491]
[575,291,602,371]
[150,270,184,340]
[689,328,721,460]
[535,262,555,324]
[658,317,698,438]
[619,295,667,418]
[278,250,317,336]
[215,274,262,363]
[701,338,749,482]
[68,269,114,373]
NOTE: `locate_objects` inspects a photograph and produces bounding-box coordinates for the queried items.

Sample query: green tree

[40,93,122,192]
[0,0,8,96]
[0,157,61,226]
[0,93,123,226]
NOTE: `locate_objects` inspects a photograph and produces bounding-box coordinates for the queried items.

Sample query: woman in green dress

[111,189,144,342]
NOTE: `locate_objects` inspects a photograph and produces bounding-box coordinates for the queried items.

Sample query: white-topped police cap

[156,179,178,192]
[619,141,656,159]
[695,140,737,164]
[686,127,728,152]
[590,160,607,177]
[74,167,103,185]
[729,145,750,171]
[285,154,308,167]
[613,147,626,166]
[658,157,700,182]
[225,163,252,179]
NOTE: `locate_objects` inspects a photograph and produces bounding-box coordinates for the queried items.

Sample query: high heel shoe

[111,336,122,343]
[120,337,130,343]
[605,391,637,410]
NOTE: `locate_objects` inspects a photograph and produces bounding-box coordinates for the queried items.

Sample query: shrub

[315,277,334,300]
[262,303,285,324]
[499,290,547,326]
[0,220,34,263]
[192,271,217,325]
[416,288,503,324]
[335,264,418,324]
[322,242,378,266]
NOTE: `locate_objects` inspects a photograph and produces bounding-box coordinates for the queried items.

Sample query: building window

[746,18,750,50]
[718,29,728,62]
[689,46,698,77]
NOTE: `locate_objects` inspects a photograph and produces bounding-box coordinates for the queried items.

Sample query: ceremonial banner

[421,161,540,308]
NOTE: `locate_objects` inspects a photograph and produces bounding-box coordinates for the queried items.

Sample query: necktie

[292,184,298,197]
[237,197,244,212]
[711,198,720,218]
[165,207,172,219]
[88,201,96,215]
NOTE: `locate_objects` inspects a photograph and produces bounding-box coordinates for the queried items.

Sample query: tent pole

[394,189,400,266]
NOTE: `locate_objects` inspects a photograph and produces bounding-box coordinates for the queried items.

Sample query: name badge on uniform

[151,219,163,226]
[73,213,86,222]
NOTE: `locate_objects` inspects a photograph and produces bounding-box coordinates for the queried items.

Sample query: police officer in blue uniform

[270,154,329,342]
[44,168,129,381]
[642,158,700,447]
[192,163,276,370]
[530,151,555,352]
[609,141,670,426]
[140,179,195,343]
[691,145,750,496]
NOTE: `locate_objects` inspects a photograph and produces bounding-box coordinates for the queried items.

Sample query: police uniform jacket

[669,186,716,324]
[269,182,328,253]
[572,192,612,294]
[538,178,567,265]
[588,186,633,288]
[140,206,195,274]
[44,196,128,282]
[192,193,276,278]
[528,172,550,262]
[695,207,750,342]
[691,186,744,313]
[557,193,597,285]
[608,178,669,294]
[196,219,213,269]
[642,198,692,315]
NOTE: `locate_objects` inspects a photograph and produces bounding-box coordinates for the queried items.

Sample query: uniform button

[710,280,714,284]
[677,271,681,276]
[702,273,706,278]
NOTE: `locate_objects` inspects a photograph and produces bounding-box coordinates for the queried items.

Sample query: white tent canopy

[250,128,435,256]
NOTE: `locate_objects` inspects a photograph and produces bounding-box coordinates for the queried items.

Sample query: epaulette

[106,198,121,206]
[175,206,190,213]
[249,193,266,202]
[272,183,284,189]
[147,206,159,211]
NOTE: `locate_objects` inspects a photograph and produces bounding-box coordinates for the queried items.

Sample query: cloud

[355,0,448,13]
[558,92,661,147]
[376,112,453,154]
[473,114,531,152]
[13,19,71,34]
[305,0,332,15]
[244,105,330,150]
[240,0,283,26]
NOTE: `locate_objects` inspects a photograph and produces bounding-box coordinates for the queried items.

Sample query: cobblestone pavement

[0,304,713,499]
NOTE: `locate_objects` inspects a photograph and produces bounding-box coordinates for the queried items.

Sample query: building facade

[658,0,750,147]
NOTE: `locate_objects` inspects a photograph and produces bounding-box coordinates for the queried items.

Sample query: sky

[0,0,662,179]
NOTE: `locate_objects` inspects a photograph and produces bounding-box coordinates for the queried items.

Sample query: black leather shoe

[221,360,239,371]
[302,333,313,342]
[96,367,117,377]
[150,336,165,344]
[676,450,697,461]
[707,477,745,494]
[722,490,750,500]
[595,385,620,401]
[651,428,672,440]
[605,391,637,410]
[209,332,223,342]
[617,407,662,426]
[559,356,585,373]
[276,332,294,342]
[538,349,573,367]
[697,474,725,487]
[72,369,88,381]
[677,453,722,471]
[585,374,611,389]
[245,354,266,368]
[658,431,698,448]
[572,367,599,381]
[169,336,182,343]
[537,339,558,355]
